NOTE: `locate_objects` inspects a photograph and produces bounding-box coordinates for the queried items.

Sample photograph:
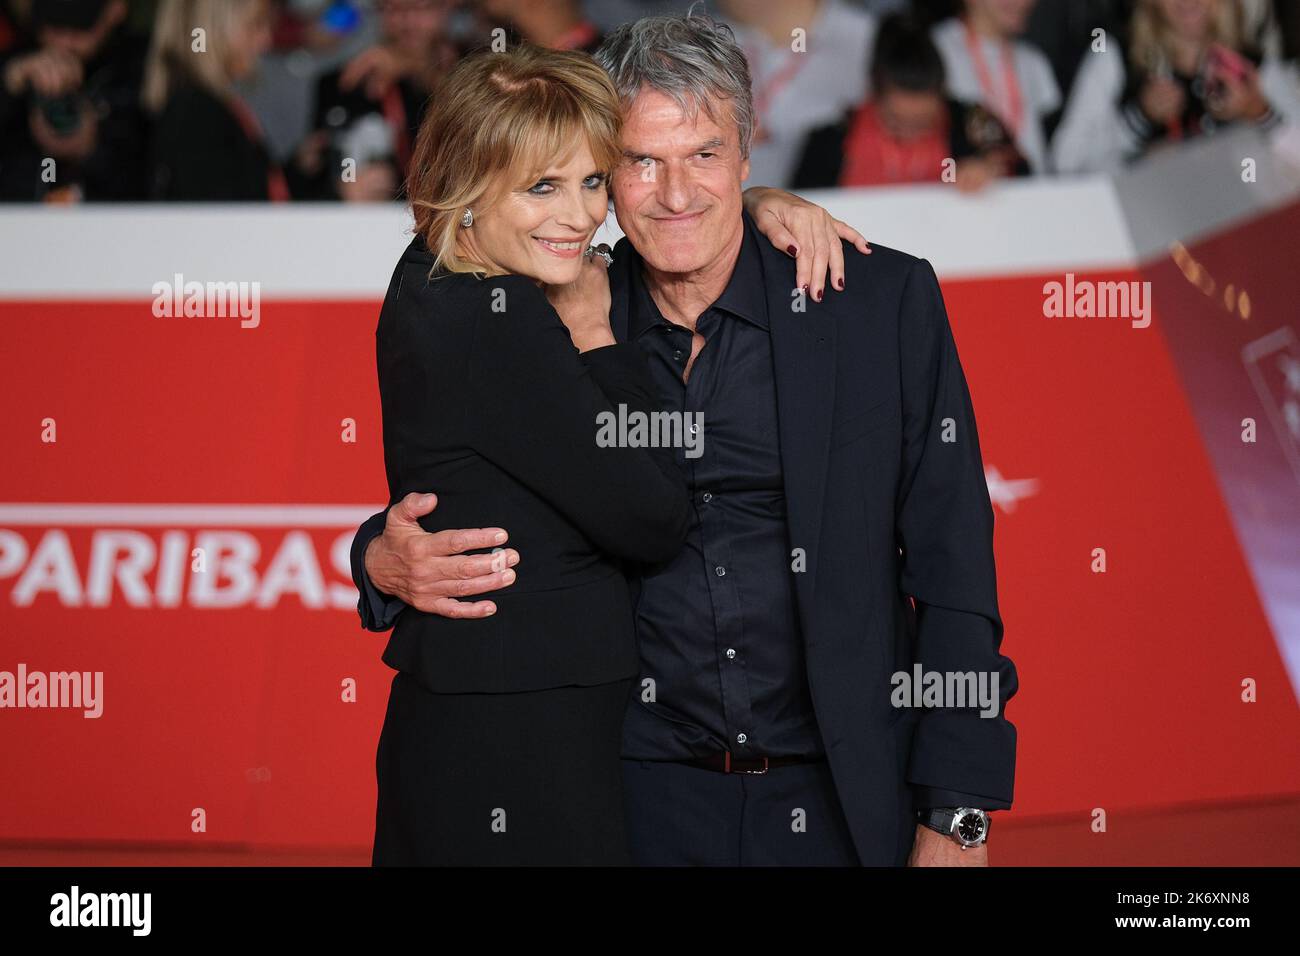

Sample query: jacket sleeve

[349,506,405,632]
[895,257,1018,810]
[463,276,689,564]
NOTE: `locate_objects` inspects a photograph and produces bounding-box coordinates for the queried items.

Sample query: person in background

[793,13,1028,191]
[1019,0,1130,115]
[1051,0,1300,174]
[299,0,459,202]
[719,0,877,188]
[930,0,1061,173]
[0,0,149,201]
[144,0,314,200]
[469,0,603,53]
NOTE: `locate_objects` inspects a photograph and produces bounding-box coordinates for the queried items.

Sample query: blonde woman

[367,43,868,865]
[1052,0,1300,173]
[142,0,287,199]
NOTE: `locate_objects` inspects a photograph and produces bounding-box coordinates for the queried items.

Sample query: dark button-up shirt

[620,217,823,760]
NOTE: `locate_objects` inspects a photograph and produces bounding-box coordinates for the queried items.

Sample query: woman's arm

[742,186,872,302]
[460,275,689,565]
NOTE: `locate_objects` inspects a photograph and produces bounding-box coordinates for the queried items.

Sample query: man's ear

[740,155,751,185]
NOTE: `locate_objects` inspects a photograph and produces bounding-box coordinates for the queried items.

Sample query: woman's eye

[527,182,554,195]
[583,174,607,189]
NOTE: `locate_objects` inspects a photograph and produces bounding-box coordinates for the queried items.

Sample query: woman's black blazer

[374,236,689,693]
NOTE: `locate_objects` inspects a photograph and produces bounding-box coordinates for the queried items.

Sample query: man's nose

[655,162,694,213]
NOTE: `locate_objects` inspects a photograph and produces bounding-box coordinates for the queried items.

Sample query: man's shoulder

[817,238,928,295]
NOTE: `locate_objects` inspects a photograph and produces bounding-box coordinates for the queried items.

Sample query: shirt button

[736,733,748,745]
[673,349,683,361]
[715,566,726,577]
[701,491,713,503]
[726,648,736,659]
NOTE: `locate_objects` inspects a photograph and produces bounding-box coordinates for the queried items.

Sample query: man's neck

[964,8,1008,42]
[641,221,746,331]
[1167,34,1205,75]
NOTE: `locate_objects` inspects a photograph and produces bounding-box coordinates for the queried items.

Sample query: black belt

[677,751,822,775]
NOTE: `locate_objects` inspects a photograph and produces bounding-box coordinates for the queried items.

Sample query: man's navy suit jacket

[604,220,1017,865]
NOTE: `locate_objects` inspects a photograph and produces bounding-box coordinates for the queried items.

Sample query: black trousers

[372,671,635,866]
[621,757,861,865]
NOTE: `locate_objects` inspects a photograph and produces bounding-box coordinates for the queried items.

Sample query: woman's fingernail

[835,277,844,290]
[787,245,798,256]
[814,288,823,302]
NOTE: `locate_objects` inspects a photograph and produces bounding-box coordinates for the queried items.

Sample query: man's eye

[637,157,654,167]
[697,152,716,160]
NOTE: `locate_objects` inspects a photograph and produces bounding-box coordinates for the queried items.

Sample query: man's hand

[1207,63,1270,123]
[3,49,82,98]
[742,185,872,303]
[1138,76,1186,126]
[363,492,520,619]
[339,45,410,100]
[906,825,988,867]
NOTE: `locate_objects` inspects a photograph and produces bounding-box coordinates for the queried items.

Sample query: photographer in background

[1053,0,1300,174]
[299,0,459,203]
[0,0,149,202]
[144,0,321,201]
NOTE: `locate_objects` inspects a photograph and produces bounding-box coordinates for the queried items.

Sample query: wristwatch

[918,807,990,849]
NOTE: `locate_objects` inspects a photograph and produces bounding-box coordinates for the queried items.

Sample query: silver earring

[461,209,474,228]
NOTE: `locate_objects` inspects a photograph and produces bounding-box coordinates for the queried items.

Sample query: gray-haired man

[352,12,1017,866]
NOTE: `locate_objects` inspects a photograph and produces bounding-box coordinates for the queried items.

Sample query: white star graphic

[984,467,1041,514]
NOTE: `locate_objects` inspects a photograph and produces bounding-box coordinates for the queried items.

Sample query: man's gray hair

[594,11,755,158]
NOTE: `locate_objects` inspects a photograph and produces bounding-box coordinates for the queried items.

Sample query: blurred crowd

[0,0,1297,202]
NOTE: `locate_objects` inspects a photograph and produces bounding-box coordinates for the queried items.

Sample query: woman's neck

[1166,32,1206,74]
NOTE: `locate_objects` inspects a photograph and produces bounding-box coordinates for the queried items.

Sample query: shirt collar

[627,211,769,338]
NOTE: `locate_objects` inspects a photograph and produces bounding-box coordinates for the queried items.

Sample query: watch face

[955,812,987,844]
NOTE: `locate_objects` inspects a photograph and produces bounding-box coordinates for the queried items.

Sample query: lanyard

[747,42,811,142]
[227,94,290,202]
[963,19,1024,140]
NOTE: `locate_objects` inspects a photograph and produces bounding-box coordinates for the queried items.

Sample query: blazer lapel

[762,243,838,638]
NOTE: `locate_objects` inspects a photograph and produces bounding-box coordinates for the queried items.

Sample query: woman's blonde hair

[142,0,260,113]
[407,45,624,276]
[1129,0,1243,75]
